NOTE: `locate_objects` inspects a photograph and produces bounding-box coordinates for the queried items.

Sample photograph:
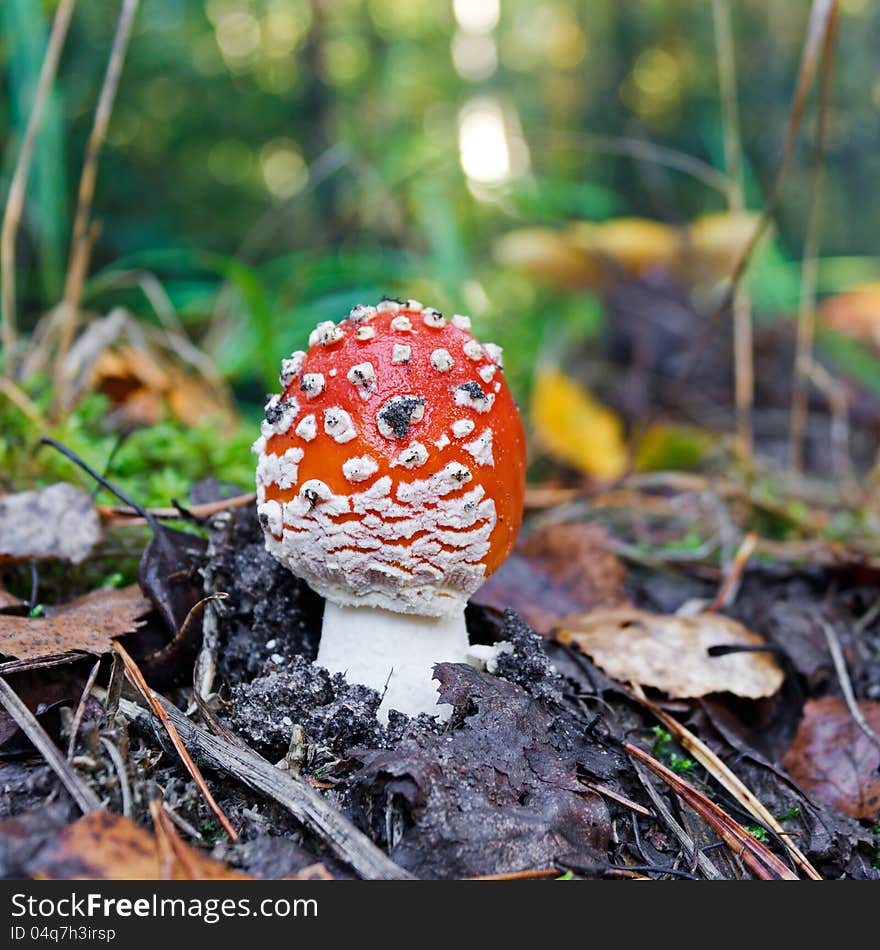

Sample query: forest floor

[1,458,879,881]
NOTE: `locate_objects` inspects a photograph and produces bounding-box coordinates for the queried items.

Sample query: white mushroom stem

[317,602,473,723]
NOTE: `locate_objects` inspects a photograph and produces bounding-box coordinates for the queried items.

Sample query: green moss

[1,382,254,508]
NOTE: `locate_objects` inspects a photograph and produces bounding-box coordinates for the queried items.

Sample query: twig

[149,800,205,880]
[117,695,414,880]
[544,131,730,194]
[0,378,44,425]
[96,492,256,526]
[1,0,77,374]
[806,360,855,489]
[468,867,562,881]
[0,652,88,676]
[579,779,652,817]
[103,653,125,721]
[112,639,239,842]
[819,618,880,754]
[630,759,724,880]
[66,657,102,760]
[141,593,227,666]
[707,530,757,611]
[631,0,841,463]
[789,2,839,473]
[54,0,140,409]
[99,735,132,816]
[0,676,101,813]
[608,862,701,881]
[712,0,754,464]
[626,742,799,879]
[160,802,204,843]
[630,685,822,880]
[40,437,161,531]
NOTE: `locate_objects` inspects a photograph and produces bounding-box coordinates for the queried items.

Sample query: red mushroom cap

[254,299,526,616]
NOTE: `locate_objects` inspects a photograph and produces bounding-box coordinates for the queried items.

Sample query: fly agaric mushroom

[253,299,526,720]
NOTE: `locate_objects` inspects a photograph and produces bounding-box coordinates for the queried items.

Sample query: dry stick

[142,593,227,666]
[807,361,855,490]
[0,676,101,813]
[117,695,413,880]
[54,0,140,409]
[580,779,652,817]
[161,803,205,844]
[625,742,799,880]
[149,800,206,880]
[0,0,77,374]
[630,759,724,880]
[99,735,132,817]
[713,0,754,465]
[112,640,239,843]
[629,685,822,881]
[547,130,730,194]
[0,378,44,425]
[631,0,840,463]
[469,868,562,881]
[707,530,757,611]
[789,2,840,474]
[96,492,257,526]
[66,657,102,760]
[0,652,89,677]
[819,618,880,754]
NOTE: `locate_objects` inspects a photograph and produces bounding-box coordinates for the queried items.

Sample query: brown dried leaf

[30,811,335,880]
[32,812,247,880]
[0,585,151,661]
[472,523,627,635]
[0,483,102,565]
[782,696,880,821]
[557,607,784,699]
[33,813,167,879]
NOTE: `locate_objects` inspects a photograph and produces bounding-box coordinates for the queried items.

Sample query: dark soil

[2,497,879,880]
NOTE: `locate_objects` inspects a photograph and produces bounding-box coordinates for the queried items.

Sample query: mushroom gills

[316,602,475,723]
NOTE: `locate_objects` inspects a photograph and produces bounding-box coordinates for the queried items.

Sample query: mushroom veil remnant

[254,299,526,720]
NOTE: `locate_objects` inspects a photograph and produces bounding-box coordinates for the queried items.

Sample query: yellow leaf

[530,368,627,480]
[820,281,880,348]
[493,227,605,290]
[572,217,680,276]
[683,211,761,284]
[634,423,715,472]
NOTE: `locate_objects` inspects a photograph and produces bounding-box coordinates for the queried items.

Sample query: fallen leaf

[782,696,880,821]
[0,667,92,752]
[0,585,151,662]
[0,483,102,565]
[352,662,616,879]
[530,367,627,480]
[29,810,335,880]
[569,217,680,277]
[32,813,166,879]
[66,311,236,431]
[682,211,761,284]
[493,227,606,289]
[138,529,208,638]
[820,281,880,349]
[557,607,785,699]
[472,523,627,635]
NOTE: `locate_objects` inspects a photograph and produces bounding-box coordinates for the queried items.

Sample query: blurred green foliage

[3,0,880,445]
[0,380,255,503]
